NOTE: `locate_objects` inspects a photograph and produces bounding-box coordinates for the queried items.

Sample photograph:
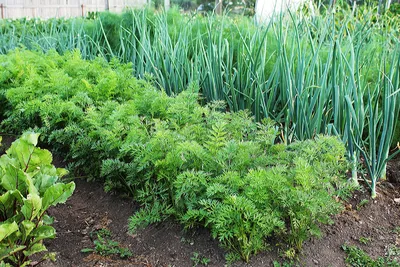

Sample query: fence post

[215,0,222,15]
[164,0,170,11]
[0,4,4,19]
[81,4,84,17]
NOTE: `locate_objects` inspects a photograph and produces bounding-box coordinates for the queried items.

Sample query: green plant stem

[351,152,359,186]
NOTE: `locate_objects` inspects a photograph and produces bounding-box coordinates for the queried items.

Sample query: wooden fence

[0,0,147,19]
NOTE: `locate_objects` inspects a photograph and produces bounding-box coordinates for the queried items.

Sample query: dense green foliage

[0,6,398,113]
[1,6,399,197]
[0,2,399,263]
[0,133,75,266]
[0,50,353,261]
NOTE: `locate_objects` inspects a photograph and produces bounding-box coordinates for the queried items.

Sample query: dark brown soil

[45,179,225,267]
[2,134,400,267]
[300,181,400,267]
[41,159,400,267]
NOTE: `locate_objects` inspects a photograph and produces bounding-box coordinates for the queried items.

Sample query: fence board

[0,0,147,19]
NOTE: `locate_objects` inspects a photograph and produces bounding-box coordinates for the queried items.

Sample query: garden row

[0,50,354,262]
[1,6,399,197]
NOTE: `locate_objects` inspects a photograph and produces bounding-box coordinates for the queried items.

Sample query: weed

[387,245,400,258]
[191,252,210,266]
[356,199,369,210]
[342,244,400,267]
[180,237,194,246]
[283,248,297,260]
[273,260,299,267]
[81,228,132,259]
[358,237,372,245]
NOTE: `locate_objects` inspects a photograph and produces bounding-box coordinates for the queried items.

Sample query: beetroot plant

[0,133,75,266]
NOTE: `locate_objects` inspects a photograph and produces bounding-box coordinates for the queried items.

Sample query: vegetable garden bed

[1,5,400,265]
[1,131,398,266]
[41,165,400,266]
[0,49,399,266]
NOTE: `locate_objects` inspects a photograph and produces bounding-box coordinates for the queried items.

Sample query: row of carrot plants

[0,49,355,262]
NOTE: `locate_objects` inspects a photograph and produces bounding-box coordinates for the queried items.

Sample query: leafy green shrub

[0,132,75,266]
